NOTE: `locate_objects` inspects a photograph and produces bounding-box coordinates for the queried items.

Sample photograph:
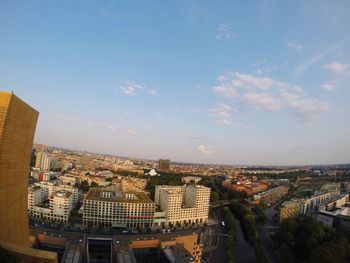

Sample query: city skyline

[1,1,350,165]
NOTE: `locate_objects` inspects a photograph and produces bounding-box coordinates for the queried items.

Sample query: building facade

[0,92,39,246]
[0,92,58,262]
[279,201,300,222]
[83,188,155,229]
[155,185,210,226]
[158,159,170,173]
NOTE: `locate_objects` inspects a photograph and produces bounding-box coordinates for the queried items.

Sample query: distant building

[82,187,155,229]
[145,169,158,176]
[155,185,210,227]
[158,159,170,173]
[279,201,300,222]
[80,153,91,166]
[182,176,202,184]
[317,206,350,230]
[254,186,288,204]
[35,151,52,171]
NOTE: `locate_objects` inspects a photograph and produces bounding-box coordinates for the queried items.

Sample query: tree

[211,191,220,203]
[90,181,99,188]
[79,180,90,192]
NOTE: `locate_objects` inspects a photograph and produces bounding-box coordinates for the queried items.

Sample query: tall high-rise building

[158,159,170,173]
[0,92,38,246]
[0,92,57,262]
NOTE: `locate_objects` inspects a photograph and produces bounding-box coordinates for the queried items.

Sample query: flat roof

[86,188,153,203]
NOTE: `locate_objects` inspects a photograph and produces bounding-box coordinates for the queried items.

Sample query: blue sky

[1,0,349,165]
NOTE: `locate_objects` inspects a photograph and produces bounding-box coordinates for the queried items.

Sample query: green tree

[211,191,220,203]
[90,181,99,188]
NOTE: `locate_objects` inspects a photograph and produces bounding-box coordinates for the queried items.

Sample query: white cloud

[236,122,250,130]
[208,103,234,118]
[212,72,330,122]
[213,84,238,98]
[234,72,275,90]
[280,90,330,121]
[243,92,281,111]
[106,124,136,135]
[216,24,237,40]
[323,62,349,75]
[197,145,214,154]
[322,83,336,91]
[287,42,303,53]
[57,114,79,121]
[146,89,157,96]
[208,103,235,126]
[120,81,143,96]
[217,118,231,126]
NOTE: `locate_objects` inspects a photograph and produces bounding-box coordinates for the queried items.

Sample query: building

[28,185,46,210]
[299,190,340,215]
[279,201,300,222]
[155,185,210,227]
[254,186,288,204]
[28,186,74,223]
[158,159,170,173]
[0,92,58,262]
[0,92,39,246]
[128,233,202,263]
[35,151,52,171]
[80,153,91,166]
[83,187,155,229]
[48,190,74,222]
[181,176,202,184]
[35,181,79,206]
[317,206,350,230]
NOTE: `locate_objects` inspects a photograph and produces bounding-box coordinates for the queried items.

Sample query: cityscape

[1,1,350,263]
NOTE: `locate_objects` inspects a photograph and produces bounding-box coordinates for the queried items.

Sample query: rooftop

[85,188,153,203]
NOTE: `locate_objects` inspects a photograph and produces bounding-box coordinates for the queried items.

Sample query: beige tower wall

[0,92,38,246]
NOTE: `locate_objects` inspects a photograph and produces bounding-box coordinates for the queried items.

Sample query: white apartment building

[35,181,79,206]
[28,185,46,211]
[299,190,340,215]
[155,185,211,227]
[28,186,74,223]
[47,191,74,222]
[82,188,155,229]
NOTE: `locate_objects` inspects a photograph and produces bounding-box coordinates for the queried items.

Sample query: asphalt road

[256,207,279,263]
[234,220,257,263]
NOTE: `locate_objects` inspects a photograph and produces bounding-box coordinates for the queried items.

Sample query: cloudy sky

[1,0,349,165]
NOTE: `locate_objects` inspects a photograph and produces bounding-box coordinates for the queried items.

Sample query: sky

[0,0,350,165]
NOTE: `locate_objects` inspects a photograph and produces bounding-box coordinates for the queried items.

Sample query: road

[234,220,257,263]
[256,207,279,263]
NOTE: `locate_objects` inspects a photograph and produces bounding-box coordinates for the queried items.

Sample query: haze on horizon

[0,0,349,166]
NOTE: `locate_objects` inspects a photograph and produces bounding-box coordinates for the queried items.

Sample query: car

[58,235,62,237]
[115,240,120,244]
[79,239,83,242]
[34,223,39,227]
[43,232,47,235]
[50,233,54,236]
[122,230,128,234]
